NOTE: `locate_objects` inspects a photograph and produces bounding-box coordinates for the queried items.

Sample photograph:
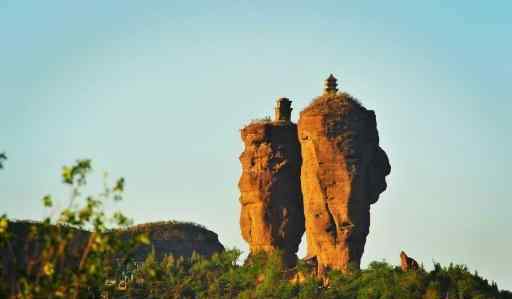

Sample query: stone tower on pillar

[324,74,338,94]
[274,97,292,122]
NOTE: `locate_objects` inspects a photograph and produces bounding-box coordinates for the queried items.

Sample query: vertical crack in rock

[298,87,391,276]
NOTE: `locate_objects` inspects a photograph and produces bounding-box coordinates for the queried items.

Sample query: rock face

[1,220,224,295]
[298,92,391,275]
[1,220,224,271]
[238,121,305,266]
[400,251,419,272]
[119,221,225,262]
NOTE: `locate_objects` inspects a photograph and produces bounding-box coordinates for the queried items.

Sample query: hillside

[118,220,225,261]
[1,219,224,267]
[104,249,512,299]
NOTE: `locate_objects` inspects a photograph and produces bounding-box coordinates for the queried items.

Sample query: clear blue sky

[1,0,511,290]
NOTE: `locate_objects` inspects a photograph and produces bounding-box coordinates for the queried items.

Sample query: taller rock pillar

[298,75,391,275]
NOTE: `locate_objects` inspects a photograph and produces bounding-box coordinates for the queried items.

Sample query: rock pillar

[239,119,304,266]
[298,88,390,275]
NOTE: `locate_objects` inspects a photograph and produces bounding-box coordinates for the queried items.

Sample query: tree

[0,159,147,299]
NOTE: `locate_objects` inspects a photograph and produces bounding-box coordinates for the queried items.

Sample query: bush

[0,159,148,299]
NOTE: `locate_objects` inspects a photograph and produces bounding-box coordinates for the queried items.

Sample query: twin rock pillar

[239,76,391,275]
[239,97,304,267]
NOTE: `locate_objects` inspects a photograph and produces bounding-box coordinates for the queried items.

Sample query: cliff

[0,220,224,270]
[238,120,305,266]
[119,221,224,261]
[298,92,390,275]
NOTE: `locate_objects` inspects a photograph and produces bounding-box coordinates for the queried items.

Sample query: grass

[302,92,365,115]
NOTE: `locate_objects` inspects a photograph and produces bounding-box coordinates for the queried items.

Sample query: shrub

[0,159,147,299]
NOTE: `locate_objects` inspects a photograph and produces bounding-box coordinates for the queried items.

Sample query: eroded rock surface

[298,92,391,275]
[400,251,420,272]
[1,220,223,290]
[238,121,304,266]
[119,221,225,261]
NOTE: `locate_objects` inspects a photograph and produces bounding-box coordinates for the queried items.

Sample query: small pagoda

[324,73,338,94]
[274,97,292,122]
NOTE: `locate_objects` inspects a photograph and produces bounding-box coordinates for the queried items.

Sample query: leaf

[0,216,8,234]
[61,166,73,184]
[62,159,92,185]
[43,262,54,276]
[42,195,53,208]
[113,212,131,226]
[113,177,125,193]
[136,233,151,245]
[0,152,6,169]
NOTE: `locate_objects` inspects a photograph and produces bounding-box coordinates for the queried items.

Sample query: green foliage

[0,159,147,299]
[0,152,6,169]
[103,251,512,299]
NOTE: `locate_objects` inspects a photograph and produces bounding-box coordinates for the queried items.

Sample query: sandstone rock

[119,221,224,262]
[400,251,420,272]
[1,220,225,296]
[238,121,304,266]
[298,92,391,275]
[1,220,224,273]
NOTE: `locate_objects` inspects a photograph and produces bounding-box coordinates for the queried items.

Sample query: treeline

[122,220,218,242]
[106,249,512,299]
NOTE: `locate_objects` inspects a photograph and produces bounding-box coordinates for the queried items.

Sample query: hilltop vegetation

[302,92,364,115]
[122,220,218,242]
[106,249,512,299]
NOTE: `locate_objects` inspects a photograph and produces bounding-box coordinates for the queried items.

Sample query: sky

[1,0,511,290]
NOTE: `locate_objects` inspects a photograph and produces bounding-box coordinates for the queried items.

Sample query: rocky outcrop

[119,221,224,261]
[238,121,305,266]
[298,92,391,275]
[1,220,224,270]
[400,251,419,272]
